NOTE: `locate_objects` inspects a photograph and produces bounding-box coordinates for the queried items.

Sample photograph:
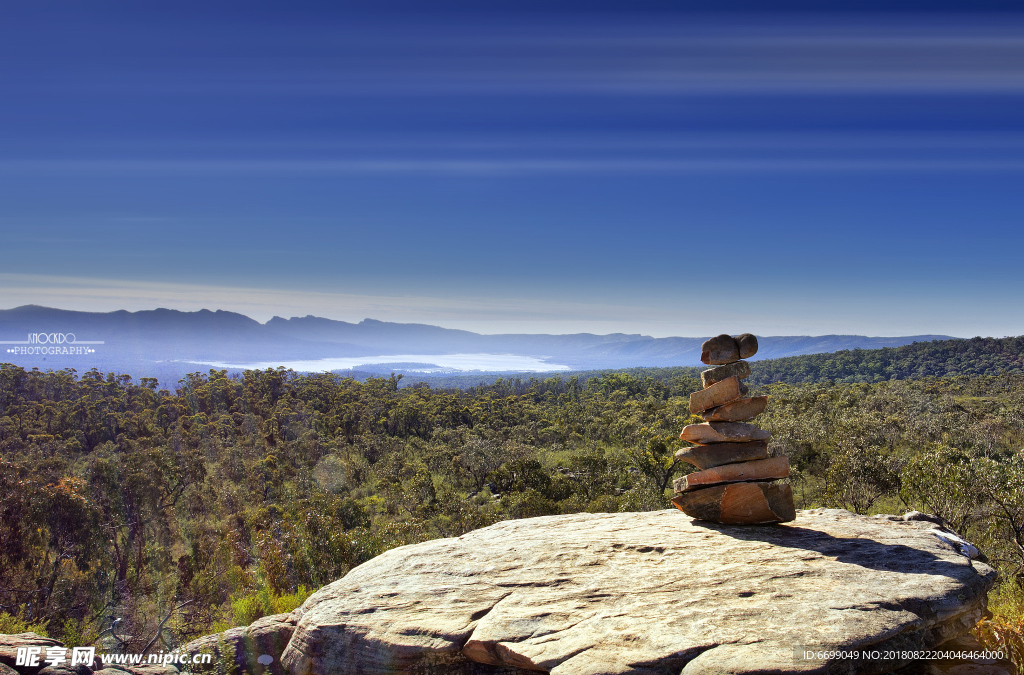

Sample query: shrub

[0,612,49,636]
[230,585,313,627]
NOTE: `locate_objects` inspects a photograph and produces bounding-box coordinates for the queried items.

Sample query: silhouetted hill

[0,305,370,359]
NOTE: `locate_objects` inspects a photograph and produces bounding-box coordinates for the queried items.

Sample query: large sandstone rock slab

[0,634,65,674]
[280,509,996,675]
[181,612,296,675]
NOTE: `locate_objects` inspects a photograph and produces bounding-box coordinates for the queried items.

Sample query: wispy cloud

[13,16,1024,95]
[2,158,1023,175]
[7,126,1024,175]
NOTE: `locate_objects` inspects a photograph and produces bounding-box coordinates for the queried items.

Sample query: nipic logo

[1,332,104,355]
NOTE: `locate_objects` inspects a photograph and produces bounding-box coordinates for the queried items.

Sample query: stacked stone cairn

[670,333,796,524]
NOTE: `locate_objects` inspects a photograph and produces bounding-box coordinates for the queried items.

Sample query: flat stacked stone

[671,333,796,524]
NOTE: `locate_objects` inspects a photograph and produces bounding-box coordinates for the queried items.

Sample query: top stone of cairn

[701,333,758,365]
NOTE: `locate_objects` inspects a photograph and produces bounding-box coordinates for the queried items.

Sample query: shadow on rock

[690,519,980,581]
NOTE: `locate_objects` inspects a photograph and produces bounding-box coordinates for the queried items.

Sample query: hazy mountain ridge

[263,313,949,368]
[0,305,953,385]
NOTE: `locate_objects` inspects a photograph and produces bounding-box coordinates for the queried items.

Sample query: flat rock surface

[280,509,996,675]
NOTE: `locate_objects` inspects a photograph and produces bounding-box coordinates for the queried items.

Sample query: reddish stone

[673,456,789,493]
[701,334,740,365]
[736,333,759,359]
[675,440,769,470]
[671,482,795,524]
[701,360,751,388]
[688,376,742,414]
[702,396,769,422]
[680,422,770,445]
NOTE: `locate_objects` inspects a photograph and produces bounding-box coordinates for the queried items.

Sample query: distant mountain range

[0,305,954,386]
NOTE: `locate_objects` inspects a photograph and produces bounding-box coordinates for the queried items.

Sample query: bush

[618,485,668,512]
[0,612,49,636]
[502,489,559,519]
[585,495,621,513]
[230,585,313,627]
[972,579,1024,668]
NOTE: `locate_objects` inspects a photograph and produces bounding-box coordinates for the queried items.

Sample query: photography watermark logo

[1,332,104,355]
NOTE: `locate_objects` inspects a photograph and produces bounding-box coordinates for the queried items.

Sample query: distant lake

[195,353,571,373]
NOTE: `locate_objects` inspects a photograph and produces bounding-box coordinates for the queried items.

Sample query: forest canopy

[416,335,1024,390]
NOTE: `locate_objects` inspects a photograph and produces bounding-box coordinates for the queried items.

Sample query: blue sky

[2,0,1024,337]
